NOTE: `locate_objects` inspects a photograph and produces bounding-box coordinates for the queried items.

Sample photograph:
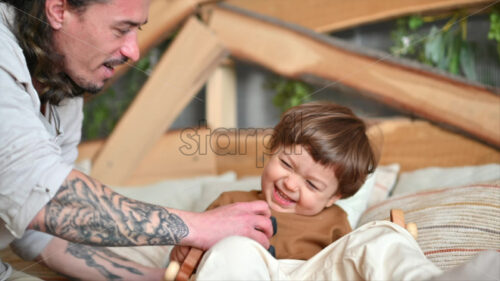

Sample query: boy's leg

[195,222,441,281]
[195,236,300,281]
[290,221,442,280]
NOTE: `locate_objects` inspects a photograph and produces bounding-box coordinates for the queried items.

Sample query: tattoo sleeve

[65,242,143,280]
[33,170,189,246]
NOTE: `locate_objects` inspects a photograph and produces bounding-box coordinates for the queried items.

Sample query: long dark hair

[2,0,106,105]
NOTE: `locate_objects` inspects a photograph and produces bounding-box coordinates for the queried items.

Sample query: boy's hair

[269,102,378,199]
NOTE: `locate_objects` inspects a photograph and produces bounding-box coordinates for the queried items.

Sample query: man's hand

[182,201,272,250]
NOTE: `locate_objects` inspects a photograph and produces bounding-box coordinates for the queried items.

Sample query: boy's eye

[306,180,318,190]
[280,159,292,168]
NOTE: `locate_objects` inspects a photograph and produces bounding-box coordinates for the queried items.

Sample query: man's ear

[45,0,66,30]
[326,193,342,208]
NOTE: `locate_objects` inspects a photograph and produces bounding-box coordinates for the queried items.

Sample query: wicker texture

[359,184,500,271]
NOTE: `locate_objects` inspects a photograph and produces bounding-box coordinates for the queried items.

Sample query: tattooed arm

[37,236,166,281]
[28,169,189,247]
[28,169,273,250]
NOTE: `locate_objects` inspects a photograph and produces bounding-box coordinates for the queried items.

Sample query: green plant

[488,6,500,58]
[266,77,312,113]
[390,11,480,80]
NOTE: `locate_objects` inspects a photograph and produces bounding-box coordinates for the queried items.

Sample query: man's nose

[121,32,140,62]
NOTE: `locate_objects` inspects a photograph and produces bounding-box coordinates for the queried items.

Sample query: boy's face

[261,145,341,216]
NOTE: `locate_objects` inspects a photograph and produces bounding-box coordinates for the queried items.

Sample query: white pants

[195,221,442,281]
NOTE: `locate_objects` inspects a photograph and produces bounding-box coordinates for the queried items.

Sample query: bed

[1,1,499,279]
[1,117,498,280]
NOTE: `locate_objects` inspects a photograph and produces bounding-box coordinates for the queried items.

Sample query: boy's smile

[261,145,341,216]
[273,187,295,206]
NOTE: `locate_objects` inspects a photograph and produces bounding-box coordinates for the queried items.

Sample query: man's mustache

[104,56,128,68]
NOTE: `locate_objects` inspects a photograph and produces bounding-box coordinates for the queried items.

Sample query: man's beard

[66,56,128,96]
[65,73,104,97]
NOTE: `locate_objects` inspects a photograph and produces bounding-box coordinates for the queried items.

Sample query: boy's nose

[283,174,300,191]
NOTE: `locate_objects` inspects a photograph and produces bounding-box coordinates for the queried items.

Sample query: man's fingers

[243,200,271,217]
[254,215,273,239]
[250,228,270,249]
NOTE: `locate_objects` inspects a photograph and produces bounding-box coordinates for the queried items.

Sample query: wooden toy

[390,209,418,239]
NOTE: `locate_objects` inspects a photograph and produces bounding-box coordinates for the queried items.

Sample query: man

[0,0,272,280]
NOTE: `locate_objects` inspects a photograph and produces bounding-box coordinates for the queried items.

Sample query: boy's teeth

[277,189,292,201]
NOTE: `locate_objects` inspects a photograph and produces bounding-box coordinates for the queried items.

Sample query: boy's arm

[331,207,352,242]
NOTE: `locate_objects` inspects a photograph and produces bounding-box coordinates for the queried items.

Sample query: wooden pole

[91,17,227,185]
[209,5,500,147]
[225,0,494,33]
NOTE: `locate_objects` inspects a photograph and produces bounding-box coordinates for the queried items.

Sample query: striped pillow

[358,184,500,271]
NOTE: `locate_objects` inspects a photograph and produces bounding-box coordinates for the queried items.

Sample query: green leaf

[424,27,444,64]
[460,43,477,80]
[408,16,424,30]
[136,57,150,71]
[446,31,461,74]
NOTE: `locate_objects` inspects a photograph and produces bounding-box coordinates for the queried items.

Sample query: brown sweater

[207,190,351,260]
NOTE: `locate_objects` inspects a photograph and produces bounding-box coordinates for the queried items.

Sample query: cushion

[336,164,399,228]
[359,184,500,271]
[110,172,237,212]
[366,163,400,208]
[392,163,500,196]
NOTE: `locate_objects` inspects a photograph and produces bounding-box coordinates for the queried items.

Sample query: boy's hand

[170,245,191,263]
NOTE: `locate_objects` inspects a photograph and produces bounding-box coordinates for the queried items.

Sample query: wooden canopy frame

[87,0,499,186]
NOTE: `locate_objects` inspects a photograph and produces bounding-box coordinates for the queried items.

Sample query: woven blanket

[359,184,500,271]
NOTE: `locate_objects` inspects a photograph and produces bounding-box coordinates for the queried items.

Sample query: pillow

[392,163,500,196]
[359,184,500,271]
[335,173,375,229]
[366,163,400,208]
[110,172,237,212]
[336,164,399,228]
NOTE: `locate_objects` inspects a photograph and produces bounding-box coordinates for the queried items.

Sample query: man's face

[51,0,150,93]
[261,145,341,216]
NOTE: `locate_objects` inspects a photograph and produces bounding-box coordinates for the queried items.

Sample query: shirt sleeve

[0,65,72,241]
[56,97,83,165]
[331,206,352,243]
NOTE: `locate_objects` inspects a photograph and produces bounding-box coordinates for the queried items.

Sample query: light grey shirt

[0,2,84,273]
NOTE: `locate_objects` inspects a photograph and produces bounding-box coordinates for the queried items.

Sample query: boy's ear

[45,0,66,30]
[326,194,342,208]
